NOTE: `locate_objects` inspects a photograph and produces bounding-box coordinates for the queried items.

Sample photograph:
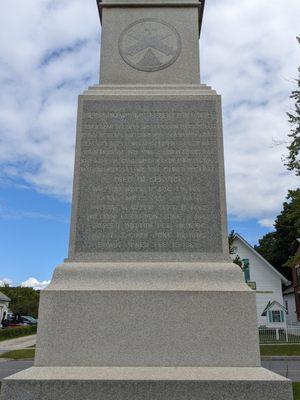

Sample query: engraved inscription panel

[119,19,181,72]
[74,100,223,253]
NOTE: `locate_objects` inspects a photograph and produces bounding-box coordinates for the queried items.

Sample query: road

[0,358,300,381]
[262,358,300,381]
[0,360,33,380]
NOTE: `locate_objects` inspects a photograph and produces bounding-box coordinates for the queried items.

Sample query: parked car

[2,314,38,328]
[21,316,38,325]
[5,316,26,327]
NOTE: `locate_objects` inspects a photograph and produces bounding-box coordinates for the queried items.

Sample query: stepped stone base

[33,262,261,367]
[1,367,293,400]
[1,262,293,399]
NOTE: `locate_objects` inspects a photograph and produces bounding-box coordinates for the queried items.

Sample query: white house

[0,291,10,328]
[231,233,290,327]
[283,286,297,325]
[282,240,300,325]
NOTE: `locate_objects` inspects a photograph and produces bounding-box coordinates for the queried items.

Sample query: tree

[255,189,300,274]
[0,286,40,317]
[284,37,300,175]
[254,232,277,267]
[273,189,300,265]
[284,244,300,268]
[228,230,243,268]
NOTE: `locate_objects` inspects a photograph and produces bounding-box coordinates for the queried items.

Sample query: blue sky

[0,0,299,287]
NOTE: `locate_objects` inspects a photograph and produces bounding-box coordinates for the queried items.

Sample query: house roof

[233,233,290,286]
[261,301,287,316]
[0,291,10,302]
[283,286,294,295]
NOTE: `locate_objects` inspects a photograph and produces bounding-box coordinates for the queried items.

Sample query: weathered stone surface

[47,261,248,291]
[2,367,293,400]
[34,280,260,367]
[68,86,229,261]
[100,4,200,84]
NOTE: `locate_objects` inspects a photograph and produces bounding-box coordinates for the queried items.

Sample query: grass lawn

[294,383,300,399]
[260,344,300,356]
[0,348,35,360]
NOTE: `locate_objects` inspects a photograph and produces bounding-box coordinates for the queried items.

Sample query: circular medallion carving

[118,18,181,72]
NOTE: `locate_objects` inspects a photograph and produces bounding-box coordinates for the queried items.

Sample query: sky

[0,0,299,288]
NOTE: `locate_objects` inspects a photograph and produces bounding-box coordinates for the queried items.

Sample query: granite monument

[1,0,293,399]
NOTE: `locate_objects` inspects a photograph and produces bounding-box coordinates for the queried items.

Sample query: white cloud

[0,278,13,287]
[0,277,50,289]
[0,0,99,199]
[258,218,275,229]
[21,278,50,290]
[0,0,299,222]
[202,0,300,223]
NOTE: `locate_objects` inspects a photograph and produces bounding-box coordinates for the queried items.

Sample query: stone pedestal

[2,367,292,400]
[1,259,293,399]
[1,1,293,399]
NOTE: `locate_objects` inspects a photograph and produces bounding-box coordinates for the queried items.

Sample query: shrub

[0,325,37,341]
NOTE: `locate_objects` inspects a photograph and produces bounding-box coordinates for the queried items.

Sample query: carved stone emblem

[118,19,181,72]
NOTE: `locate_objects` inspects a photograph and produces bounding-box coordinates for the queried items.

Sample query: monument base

[1,262,293,399]
[2,366,292,400]
[33,262,261,367]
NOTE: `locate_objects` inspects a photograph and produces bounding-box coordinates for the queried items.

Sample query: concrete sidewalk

[0,335,36,354]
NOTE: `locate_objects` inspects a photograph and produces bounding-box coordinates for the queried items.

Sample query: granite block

[100,6,200,84]
[33,262,260,368]
[1,367,293,400]
[68,86,228,261]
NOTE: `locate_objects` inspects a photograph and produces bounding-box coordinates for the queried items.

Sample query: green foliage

[293,382,300,400]
[0,325,37,341]
[255,189,300,270]
[284,36,300,175]
[228,230,243,268]
[0,286,40,317]
[255,232,277,266]
[284,252,300,268]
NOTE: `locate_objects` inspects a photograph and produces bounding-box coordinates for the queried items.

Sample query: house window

[285,301,289,314]
[268,310,284,323]
[242,259,250,282]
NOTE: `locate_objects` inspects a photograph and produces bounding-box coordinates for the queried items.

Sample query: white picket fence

[259,326,300,344]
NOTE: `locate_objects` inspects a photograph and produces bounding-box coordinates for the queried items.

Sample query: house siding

[232,237,286,326]
[284,293,297,325]
[0,301,10,327]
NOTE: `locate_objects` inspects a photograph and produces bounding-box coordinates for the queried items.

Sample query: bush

[0,325,37,341]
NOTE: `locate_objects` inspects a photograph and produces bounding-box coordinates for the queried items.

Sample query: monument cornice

[96,0,205,36]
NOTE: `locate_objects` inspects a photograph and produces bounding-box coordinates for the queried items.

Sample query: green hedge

[0,325,37,341]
